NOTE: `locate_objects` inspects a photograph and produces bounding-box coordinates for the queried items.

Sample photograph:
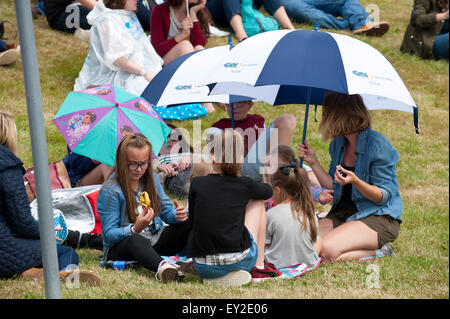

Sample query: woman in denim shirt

[97,134,191,282]
[298,92,402,262]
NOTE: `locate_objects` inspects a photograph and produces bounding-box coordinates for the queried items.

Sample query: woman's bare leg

[319,220,378,262]
[163,40,194,65]
[78,163,113,186]
[273,6,295,30]
[230,14,248,41]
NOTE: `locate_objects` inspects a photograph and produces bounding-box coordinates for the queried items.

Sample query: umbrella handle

[231,102,235,129]
[299,88,312,168]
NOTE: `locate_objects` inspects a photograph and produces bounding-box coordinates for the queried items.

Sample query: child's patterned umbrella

[53,84,171,167]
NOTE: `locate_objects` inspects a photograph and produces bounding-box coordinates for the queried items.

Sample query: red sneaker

[250,262,282,283]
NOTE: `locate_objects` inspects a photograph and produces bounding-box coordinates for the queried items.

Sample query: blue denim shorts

[193,234,258,279]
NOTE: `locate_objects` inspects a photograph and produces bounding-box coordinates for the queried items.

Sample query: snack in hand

[139,191,151,208]
[336,165,345,176]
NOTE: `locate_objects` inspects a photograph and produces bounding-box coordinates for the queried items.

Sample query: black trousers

[106,222,191,272]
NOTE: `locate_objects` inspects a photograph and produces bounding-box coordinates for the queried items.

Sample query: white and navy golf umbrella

[204,29,419,133]
[141,45,253,106]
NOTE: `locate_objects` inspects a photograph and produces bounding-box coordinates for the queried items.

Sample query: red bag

[24,161,72,203]
[85,189,102,235]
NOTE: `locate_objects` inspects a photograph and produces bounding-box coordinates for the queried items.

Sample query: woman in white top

[74,0,163,96]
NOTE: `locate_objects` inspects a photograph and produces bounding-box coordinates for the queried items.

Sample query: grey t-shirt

[265,204,320,270]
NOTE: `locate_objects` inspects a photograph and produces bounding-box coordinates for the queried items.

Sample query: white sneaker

[209,25,230,37]
[0,45,20,66]
[203,270,251,286]
[156,261,184,282]
[74,28,90,42]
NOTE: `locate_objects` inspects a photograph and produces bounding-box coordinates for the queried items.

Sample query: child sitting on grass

[265,147,321,271]
[186,129,282,286]
[264,145,334,210]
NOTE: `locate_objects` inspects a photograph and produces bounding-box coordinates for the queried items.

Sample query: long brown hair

[113,134,161,223]
[211,129,244,177]
[268,145,317,243]
[166,0,212,38]
[319,92,371,141]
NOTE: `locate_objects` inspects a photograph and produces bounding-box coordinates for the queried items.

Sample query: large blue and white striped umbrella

[203,30,419,133]
[141,45,253,106]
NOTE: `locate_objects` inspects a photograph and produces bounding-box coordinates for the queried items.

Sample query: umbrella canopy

[204,29,419,132]
[53,84,171,167]
[141,44,263,106]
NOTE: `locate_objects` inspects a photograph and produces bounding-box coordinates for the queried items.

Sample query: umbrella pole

[231,103,235,129]
[14,0,61,299]
[299,88,312,168]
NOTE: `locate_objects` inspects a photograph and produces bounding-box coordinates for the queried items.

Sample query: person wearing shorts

[298,92,402,262]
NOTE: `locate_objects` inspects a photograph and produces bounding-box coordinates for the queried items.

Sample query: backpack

[0,20,17,41]
[241,0,279,38]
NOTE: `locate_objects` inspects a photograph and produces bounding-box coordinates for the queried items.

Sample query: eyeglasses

[127,160,150,171]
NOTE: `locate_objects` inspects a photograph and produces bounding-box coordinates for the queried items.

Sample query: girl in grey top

[264,155,320,270]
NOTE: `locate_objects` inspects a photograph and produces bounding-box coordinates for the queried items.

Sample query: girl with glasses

[97,134,193,282]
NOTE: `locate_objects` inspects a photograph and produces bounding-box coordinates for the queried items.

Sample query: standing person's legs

[244,200,266,267]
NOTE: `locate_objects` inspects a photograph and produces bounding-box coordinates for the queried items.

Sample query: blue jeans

[193,234,258,279]
[36,1,45,15]
[136,0,156,32]
[207,0,283,28]
[282,0,370,31]
[37,245,79,271]
[0,40,7,52]
[48,4,91,33]
[433,21,449,60]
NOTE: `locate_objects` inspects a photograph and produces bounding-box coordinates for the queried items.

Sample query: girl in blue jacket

[97,133,191,282]
[298,92,402,262]
[0,112,100,285]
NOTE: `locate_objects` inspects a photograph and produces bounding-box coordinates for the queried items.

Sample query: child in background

[186,129,282,286]
[265,152,321,270]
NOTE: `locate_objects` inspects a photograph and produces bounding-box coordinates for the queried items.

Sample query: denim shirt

[97,172,181,247]
[328,129,403,223]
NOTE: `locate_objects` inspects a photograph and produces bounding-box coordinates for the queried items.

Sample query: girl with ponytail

[265,145,321,271]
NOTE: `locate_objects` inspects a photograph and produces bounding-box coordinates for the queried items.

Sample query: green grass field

[0,0,448,299]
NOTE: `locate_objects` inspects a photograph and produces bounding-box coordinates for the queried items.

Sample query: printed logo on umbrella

[352,70,393,84]
[223,62,258,73]
[175,84,199,90]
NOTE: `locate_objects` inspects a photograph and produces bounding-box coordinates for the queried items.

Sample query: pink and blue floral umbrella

[53,84,171,167]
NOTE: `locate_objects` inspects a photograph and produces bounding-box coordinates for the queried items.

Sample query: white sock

[255,264,264,270]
